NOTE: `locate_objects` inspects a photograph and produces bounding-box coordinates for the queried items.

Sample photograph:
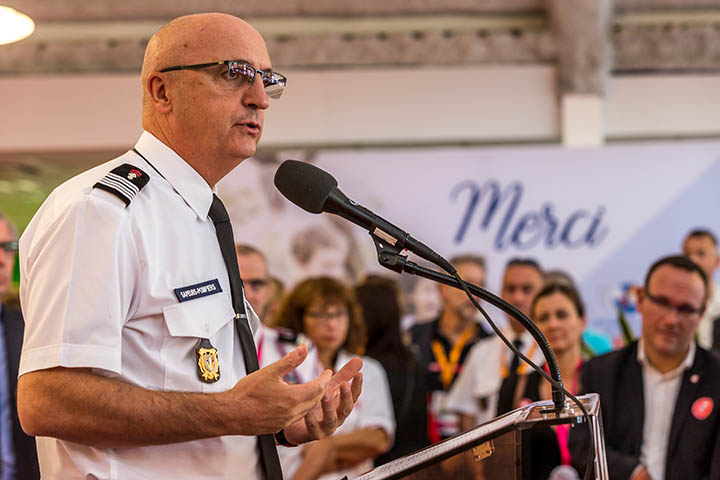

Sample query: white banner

[219,141,720,343]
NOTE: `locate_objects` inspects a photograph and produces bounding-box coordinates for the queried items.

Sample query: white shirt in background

[445,330,545,426]
[637,339,695,480]
[316,350,396,480]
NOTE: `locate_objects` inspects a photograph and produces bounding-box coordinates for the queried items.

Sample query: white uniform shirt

[445,330,545,426]
[637,339,695,480]
[19,132,262,479]
[316,350,395,480]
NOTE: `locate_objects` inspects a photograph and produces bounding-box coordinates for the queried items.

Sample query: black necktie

[508,336,524,375]
[208,194,284,480]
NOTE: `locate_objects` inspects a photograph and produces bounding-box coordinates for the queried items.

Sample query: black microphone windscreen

[274,160,338,214]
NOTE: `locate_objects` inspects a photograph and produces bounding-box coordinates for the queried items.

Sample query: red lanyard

[542,359,582,396]
[543,359,583,466]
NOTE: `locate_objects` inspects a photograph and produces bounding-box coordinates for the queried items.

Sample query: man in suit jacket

[571,255,720,480]
[0,212,39,479]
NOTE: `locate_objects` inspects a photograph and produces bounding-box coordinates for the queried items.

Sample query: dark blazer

[569,341,720,480]
[2,305,40,479]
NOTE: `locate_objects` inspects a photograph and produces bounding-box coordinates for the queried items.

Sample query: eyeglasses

[645,291,704,320]
[160,60,287,99]
[305,308,349,322]
[0,241,18,253]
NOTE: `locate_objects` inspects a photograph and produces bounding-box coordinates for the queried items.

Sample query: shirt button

[205,324,210,334]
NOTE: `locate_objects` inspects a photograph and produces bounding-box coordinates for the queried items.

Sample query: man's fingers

[328,357,363,391]
[303,409,323,440]
[268,344,308,379]
[320,388,339,434]
[288,369,332,413]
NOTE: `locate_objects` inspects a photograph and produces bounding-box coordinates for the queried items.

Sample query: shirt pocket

[160,292,236,392]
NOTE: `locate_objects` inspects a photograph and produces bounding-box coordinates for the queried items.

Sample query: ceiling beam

[2,2,720,75]
[1,0,543,22]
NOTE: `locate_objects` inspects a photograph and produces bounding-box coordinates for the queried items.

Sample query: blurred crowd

[229,228,720,480]
[2,208,719,479]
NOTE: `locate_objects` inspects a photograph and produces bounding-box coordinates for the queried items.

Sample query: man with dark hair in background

[682,229,720,351]
[409,254,489,444]
[571,255,720,480]
[0,212,39,479]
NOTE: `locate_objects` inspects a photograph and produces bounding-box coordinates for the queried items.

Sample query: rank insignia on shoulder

[93,163,150,207]
[196,338,220,383]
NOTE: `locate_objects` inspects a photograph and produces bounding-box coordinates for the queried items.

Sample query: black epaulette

[93,163,150,207]
[277,327,299,344]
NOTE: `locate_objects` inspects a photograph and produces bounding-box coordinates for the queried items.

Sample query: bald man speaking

[17,13,362,479]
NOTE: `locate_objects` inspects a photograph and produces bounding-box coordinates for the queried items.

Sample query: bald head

[141,13,266,116]
[139,13,274,186]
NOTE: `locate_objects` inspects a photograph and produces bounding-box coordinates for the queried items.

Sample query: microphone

[274,160,453,273]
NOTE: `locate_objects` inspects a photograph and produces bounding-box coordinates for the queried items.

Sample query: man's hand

[225,344,333,434]
[282,355,363,445]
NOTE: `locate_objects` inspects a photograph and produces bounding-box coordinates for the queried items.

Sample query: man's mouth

[237,121,261,135]
[658,329,680,340]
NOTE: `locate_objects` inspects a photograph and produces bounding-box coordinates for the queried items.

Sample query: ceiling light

[0,6,35,45]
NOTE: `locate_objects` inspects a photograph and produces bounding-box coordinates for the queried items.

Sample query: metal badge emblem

[196,338,220,383]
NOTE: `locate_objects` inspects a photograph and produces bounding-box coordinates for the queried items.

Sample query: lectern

[354,393,608,480]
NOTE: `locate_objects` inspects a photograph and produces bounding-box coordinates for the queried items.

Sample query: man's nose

[510,292,526,305]
[244,78,270,110]
[660,307,682,325]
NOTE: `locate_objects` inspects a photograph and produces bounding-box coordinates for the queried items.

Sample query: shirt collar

[637,338,696,377]
[134,131,214,220]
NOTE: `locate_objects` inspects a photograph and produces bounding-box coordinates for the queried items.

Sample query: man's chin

[231,131,260,155]
[654,340,686,358]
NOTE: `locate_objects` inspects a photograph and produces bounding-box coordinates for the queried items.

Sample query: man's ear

[147,73,172,113]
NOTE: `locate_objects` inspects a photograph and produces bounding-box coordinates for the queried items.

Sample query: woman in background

[355,275,428,464]
[496,281,589,480]
[275,276,395,480]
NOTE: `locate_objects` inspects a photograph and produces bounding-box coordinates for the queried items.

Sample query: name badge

[174,279,222,303]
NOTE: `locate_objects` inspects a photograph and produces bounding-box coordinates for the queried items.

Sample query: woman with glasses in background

[274,276,395,480]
